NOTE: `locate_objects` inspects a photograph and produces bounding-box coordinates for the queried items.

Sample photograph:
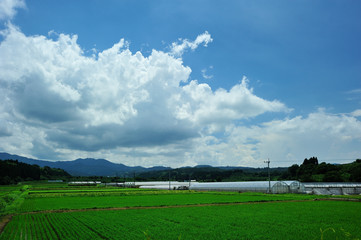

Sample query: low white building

[131,181,194,190]
[189,181,305,194]
[303,182,361,195]
[68,181,101,186]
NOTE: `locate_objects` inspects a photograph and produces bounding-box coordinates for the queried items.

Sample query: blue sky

[0,0,360,167]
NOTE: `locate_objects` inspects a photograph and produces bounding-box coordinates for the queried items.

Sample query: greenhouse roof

[303,182,361,188]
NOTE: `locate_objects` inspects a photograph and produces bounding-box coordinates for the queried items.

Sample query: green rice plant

[319,227,360,240]
[19,192,317,213]
[2,201,360,240]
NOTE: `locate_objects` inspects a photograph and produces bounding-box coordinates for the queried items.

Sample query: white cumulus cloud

[221,109,361,167]
[351,109,361,117]
[1,23,360,167]
[201,68,213,79]
[170,31,213,57]
[0,24,292,165]
[175,76,289,132]
[0,0,25,20]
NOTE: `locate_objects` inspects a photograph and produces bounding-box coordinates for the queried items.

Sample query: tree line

[285,157,361,182]
[1,157,360,184]
[135,157,361,183]
[0,159,71,185]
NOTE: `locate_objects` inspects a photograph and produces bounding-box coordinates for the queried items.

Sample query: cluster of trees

[136,158,361,183]
[136,166,287,182]
[285,157,361,182]
[0,159,71,185]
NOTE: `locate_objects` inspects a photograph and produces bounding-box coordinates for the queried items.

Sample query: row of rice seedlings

[73,211,116,239]
[71,210,125,239]
[70,210,151,239]
[42,212,87,239]
[69,213,107,239]
[49,213,83,239]
[25,189,190,200]
[29,215,44,239]
[26,214,37,240]
[111,202,361,239]
[17,199,35,213]
[0,215,20,239]
[45,212,99,239]
[41,214,61,239]
[0,214,33,240]
[19,190,318,213]
[5,201,360,240]
[50,212,92,239]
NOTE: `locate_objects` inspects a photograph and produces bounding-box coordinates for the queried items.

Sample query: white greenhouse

[189,181,305,194]
[303,182,361,195]
[131,181,193,190]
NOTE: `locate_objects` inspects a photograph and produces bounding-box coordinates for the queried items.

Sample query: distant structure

[132,181,305,193]
[48,180,63,183]
[68,181,101,186]
[189,181,305,194]
[92,180,361,195]
[303,182,361,195]
[135,181,193,190]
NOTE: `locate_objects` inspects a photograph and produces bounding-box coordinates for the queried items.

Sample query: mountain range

[0,152,170,177]
[0,152,257,177]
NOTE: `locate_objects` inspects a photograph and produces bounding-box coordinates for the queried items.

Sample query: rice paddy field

[1,182,360,240]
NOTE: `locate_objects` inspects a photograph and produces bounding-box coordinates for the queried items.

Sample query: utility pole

[168,170,171,190]
[133,172,136,187]
[264,159,271,193]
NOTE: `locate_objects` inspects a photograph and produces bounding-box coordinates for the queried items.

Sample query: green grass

[0,186,24,196]
[328,194,361,200]
[0,185,29,216]
[2,201,360,240]
[19,191,316,212]
[28,187,157,196]
[1,183,360,240]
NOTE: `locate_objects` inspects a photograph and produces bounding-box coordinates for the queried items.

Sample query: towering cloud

[1,22,360,167]
[0,24,292,164]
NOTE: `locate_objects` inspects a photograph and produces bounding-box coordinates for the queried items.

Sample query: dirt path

[0,214,13,235]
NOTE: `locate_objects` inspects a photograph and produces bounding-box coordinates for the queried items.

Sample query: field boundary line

[17,199,313,215]
[314,197,361,202]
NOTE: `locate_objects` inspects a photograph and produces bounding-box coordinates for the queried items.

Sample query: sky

[0,0,360,168]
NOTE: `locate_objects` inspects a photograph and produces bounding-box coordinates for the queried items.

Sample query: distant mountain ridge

[0,152,169,177]
[0,152,262,178]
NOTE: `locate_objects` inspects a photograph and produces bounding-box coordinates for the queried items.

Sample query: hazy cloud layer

[0,23,360,167]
